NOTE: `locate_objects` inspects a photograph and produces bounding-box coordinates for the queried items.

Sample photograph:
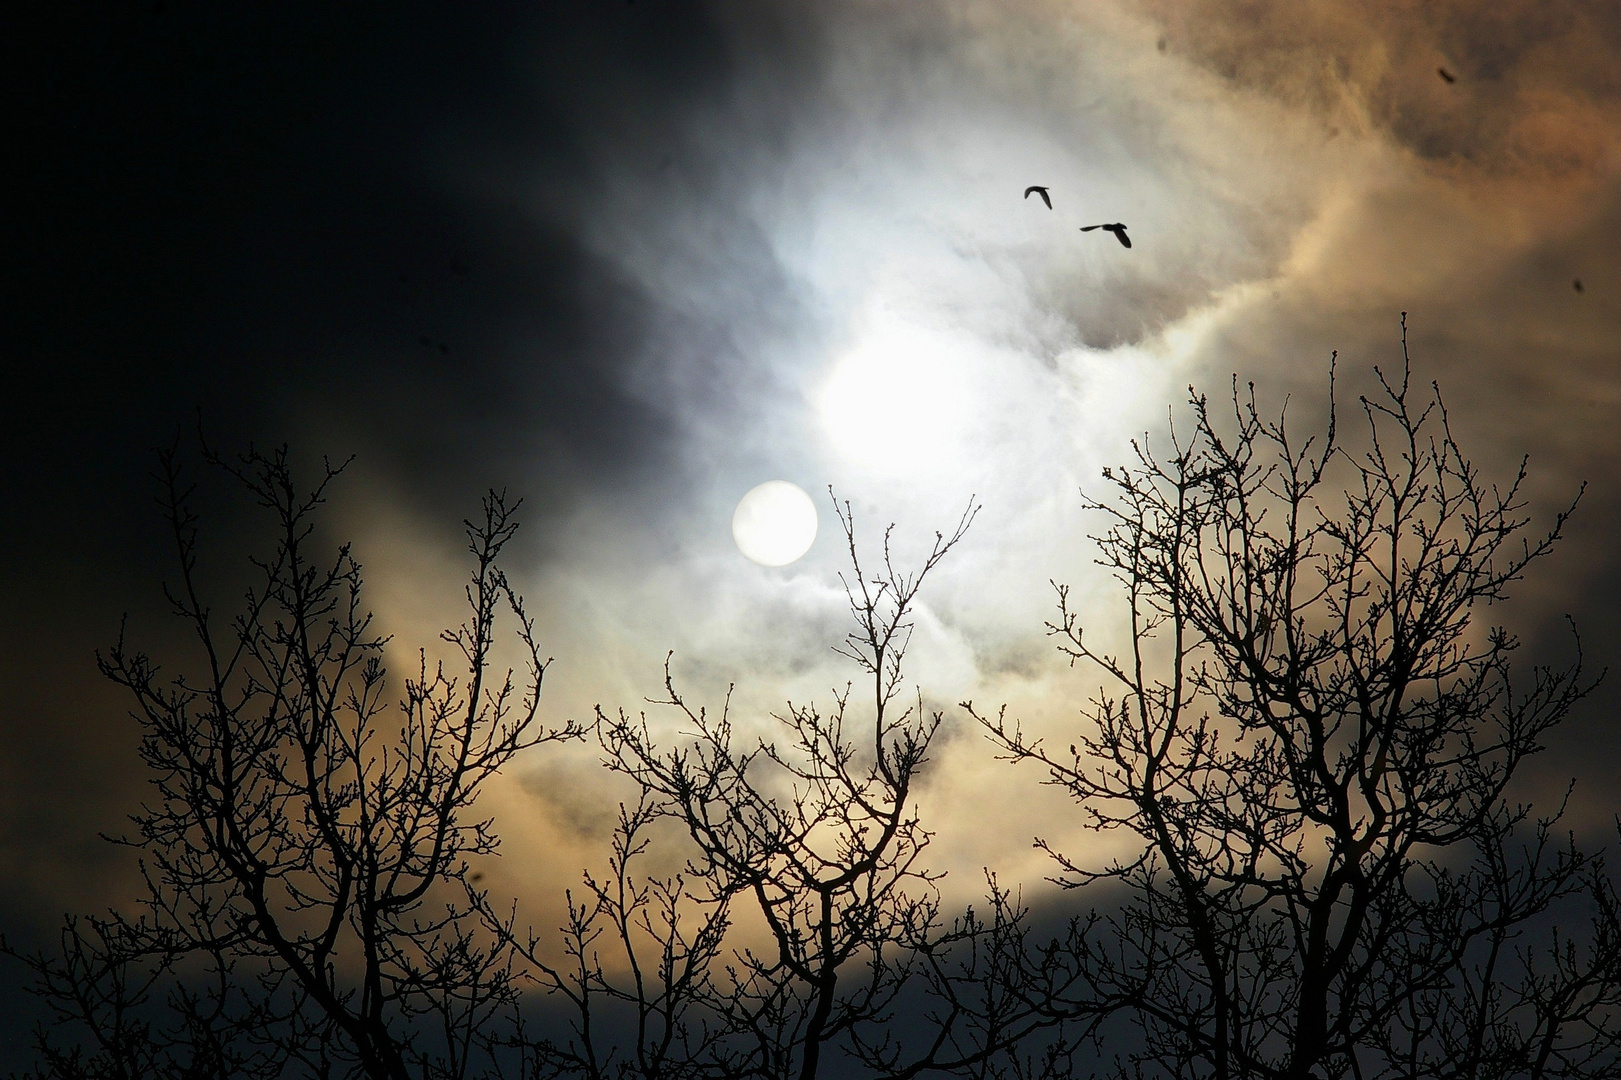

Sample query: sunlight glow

[818,325,973,474]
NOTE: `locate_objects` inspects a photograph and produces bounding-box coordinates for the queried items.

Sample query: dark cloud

[5,3,1621,1059]
[0,0,775,933]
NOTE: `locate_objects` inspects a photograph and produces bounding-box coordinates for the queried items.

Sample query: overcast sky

[5,0,1621,1048]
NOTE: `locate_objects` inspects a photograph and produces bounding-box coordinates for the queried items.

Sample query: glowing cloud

[818,322,976,476]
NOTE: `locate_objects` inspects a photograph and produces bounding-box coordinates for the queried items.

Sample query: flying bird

[1574,278,1585,293]
[1081,222,1132,248]
[1024,185,1052,209]
[1437,67,1457,83]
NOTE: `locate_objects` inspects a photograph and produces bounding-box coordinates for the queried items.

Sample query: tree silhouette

[599,499,977,1080]
[978,325,1621,1080]
[512,499,1099,1080]
[13,328,1620,1080]
[5,444,580,1079]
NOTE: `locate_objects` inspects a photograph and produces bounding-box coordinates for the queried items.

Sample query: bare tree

[32,326,1601,1080]
[978,324,1621,1080]
[9,453,1093,1080]
[491,791,739,1080]
[5,444,580,1080]
[509,498,1101,1080]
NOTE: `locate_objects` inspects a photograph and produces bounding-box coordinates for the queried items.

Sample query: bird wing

[1024,186,1052,209]
[1079,224,1102,231]
[1114,227,1132,248]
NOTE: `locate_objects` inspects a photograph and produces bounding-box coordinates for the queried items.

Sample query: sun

[818,324,972,474]
[732,481,819,566]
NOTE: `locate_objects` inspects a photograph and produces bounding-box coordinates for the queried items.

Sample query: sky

[5,0,1621,1045]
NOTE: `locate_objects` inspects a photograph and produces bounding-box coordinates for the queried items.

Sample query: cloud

[9,0,1621,947]
[437,0,1621,894]
[1146,0,1621,178]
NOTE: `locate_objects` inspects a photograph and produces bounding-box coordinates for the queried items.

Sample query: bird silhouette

[1024,185,1052,209]
[1437,67,1457,83]
[1574,278,1585,293]
[1081,223,1132,248]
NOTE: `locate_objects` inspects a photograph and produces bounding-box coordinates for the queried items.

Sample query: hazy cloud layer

[5,0,1621,983]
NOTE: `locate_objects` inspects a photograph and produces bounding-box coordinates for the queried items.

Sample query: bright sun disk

[732,481,818,567]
